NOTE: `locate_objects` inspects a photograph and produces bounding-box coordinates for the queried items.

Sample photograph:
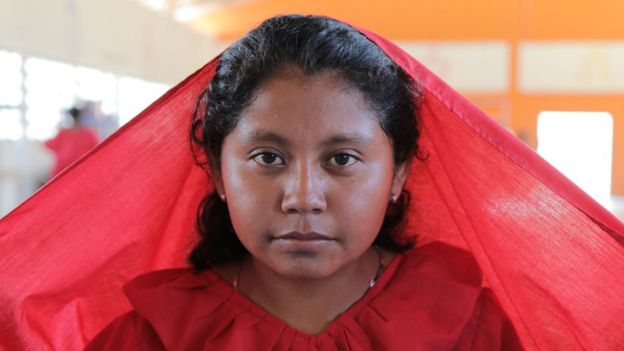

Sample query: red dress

[45,127,99,177]
[86,242,521,350]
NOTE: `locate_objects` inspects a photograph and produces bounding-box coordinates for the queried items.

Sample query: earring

[390,193,398,203]
[220,194,226,202]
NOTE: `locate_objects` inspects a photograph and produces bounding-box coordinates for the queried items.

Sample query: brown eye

[252,152,285,166]
[328,154,358,167]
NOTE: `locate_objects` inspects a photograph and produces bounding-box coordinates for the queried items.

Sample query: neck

[238,247,381,335]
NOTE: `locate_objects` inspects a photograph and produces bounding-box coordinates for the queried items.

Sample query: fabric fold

[85,242,508,350]
[0,18,622,350]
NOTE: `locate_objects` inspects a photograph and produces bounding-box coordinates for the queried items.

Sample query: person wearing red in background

[44,106,99,178]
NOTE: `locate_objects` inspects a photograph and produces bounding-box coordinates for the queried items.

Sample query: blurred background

[0,0,622,220]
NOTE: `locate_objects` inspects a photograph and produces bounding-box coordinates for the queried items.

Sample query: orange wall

[193,0,624,194]
[194,0,624,41]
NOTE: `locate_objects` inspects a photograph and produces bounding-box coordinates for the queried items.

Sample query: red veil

[1,24,623,350]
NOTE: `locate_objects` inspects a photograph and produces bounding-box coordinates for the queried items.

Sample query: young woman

[86,15,521,350]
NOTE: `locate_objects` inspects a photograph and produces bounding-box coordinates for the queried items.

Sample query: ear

[390,160,411,201]
[207,152,226,198]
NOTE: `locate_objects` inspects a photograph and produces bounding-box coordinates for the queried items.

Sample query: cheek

[220,160,272,243]
[338,161,394,240]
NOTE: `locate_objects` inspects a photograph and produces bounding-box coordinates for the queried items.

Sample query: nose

[281,161,327,214]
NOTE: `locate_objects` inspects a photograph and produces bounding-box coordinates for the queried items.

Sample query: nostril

[280,167,327,214]
[280,191,327,214]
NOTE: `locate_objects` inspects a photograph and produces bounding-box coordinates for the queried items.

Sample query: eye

[327,153,359,167]
[251,152,285,166]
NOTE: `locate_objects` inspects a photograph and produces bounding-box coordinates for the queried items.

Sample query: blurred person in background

[44,106,99,178]
[82,100,119,140]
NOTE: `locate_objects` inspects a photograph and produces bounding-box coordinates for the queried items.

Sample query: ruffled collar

[124,242,484,350]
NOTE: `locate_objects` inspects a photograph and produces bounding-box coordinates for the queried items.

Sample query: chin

[272,256,337,280]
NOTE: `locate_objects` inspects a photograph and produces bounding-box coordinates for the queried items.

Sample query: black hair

[68,107,82,122]
[189,15,421,271]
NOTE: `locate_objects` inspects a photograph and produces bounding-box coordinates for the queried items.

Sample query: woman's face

[215,67,409,280]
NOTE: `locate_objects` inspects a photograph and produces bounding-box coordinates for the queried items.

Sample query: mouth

[273,231,335,241]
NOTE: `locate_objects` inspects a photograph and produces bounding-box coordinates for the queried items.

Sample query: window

[0,50,23,107]
[0,50,170,141]
[537,111,614,206]
[24,58,78,139]
[118,77,169,125]
[75,66,118,116]
[0,50,24,140]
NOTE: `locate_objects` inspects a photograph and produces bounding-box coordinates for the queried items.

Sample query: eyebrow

[243,129,373,148]
[319,132,372,148]
[243,130,291,147]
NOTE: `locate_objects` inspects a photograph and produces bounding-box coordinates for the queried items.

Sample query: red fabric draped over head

[1,18,623,350]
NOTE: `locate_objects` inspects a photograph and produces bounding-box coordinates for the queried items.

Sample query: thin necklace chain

[369,245,385,288]
[233,246,385,291]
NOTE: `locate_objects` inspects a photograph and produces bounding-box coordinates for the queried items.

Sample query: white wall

[519,41,624,93]
[0,0,227,84]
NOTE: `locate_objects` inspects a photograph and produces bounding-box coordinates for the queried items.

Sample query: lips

[274,231,334,241]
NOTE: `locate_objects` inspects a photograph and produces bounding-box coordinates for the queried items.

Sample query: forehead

[231,68,388,146]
